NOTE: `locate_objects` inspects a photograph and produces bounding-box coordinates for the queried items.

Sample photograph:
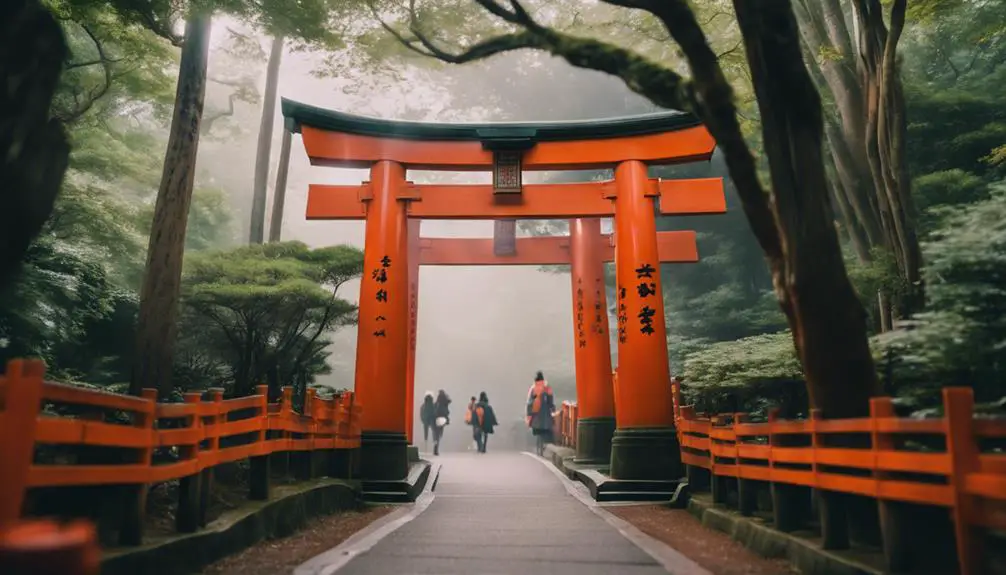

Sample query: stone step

[595,490,674,503]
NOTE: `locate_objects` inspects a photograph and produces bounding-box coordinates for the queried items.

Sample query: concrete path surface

[297,451,709,575]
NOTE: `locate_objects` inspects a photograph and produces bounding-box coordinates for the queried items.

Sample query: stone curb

[101,478,360,575]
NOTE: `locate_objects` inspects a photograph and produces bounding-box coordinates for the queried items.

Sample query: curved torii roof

[281,98,702,151]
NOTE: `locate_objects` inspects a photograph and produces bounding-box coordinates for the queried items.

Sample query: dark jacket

[473,400,498,434]
[420,397,435,427]
[434,393,451,425]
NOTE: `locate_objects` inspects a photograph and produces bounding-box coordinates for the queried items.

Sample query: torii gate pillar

[611,160,681,480]
[355,161,410,481]
[569,218,616,464]
[405,219,420,446]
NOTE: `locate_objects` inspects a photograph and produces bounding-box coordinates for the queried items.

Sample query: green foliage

[47,0,178,125]
[0,238,134,385]
[906,90,1006,179]
[913,169,990,233]
[874,187,1006,407]
[680,331,805,418]
[176,242,364,396]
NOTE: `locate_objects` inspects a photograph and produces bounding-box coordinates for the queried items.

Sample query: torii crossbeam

[417,231,699,266]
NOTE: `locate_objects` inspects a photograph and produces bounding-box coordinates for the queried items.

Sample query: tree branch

[55,24,113,124]
[201,91,239,135]
[374,1,696,112]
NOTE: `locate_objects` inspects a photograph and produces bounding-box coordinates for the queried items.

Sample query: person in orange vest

[472,391,498,453]
[526,371,555,456]
[464,396,477,450]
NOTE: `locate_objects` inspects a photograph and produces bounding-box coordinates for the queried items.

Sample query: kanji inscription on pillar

[409,282,418,351]
[372,254,393,337]
[616,284,628,344]
[576,281,586,348]
[592,277,605,336]
[635,262,657,336]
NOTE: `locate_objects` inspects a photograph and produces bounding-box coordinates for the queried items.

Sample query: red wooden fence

[556,379,1006,574]
[0,358,363,573]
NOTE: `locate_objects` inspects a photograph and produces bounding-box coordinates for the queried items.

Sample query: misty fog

[194,18,659,451]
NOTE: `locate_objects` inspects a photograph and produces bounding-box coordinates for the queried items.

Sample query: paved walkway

[300,451,702,575]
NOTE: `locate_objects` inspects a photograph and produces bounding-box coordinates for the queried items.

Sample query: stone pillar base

[609,427,682,480]
[360,431,409,481]
[575,417,616,464]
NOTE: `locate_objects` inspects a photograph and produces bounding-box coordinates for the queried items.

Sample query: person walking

[464,396,478,451]
[432,389,451,456]
[527,371,555,456]
[419,391,435,451]
[472,391,498,453]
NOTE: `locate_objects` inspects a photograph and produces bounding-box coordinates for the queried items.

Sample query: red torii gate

[283,99,724,497]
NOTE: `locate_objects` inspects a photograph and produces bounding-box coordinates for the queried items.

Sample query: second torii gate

[283,98,725,496]
[408,228,705,464]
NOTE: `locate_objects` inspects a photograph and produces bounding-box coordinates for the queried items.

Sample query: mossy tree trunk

[131,13,212,397]
[0,0,69,288]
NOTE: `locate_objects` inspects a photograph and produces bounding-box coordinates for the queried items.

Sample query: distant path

[296,451,711,575]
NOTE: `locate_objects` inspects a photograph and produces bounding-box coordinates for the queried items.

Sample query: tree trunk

[798,0,923,320]
[249,35,284,244]
[0,0,69,288]
[654,0,880,418]
[730,0,880,418]
[267,128,292,242]
[130,14,212,397]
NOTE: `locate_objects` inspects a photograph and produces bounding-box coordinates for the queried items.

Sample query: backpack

[530,382,552,415]
[476,405,485,427]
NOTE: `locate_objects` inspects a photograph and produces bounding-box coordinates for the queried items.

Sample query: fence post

[945,387,982,575]
[249,385,271,501]
[811,407,848,550]
[869,396,919,569]
[682,407,710,492]
[735,412,757,517]
[294,388,316,481]
[0,359,46,525]
[119,388,156,546]
[175,392,204,533]
[710,416,731,505]
[199,389,223,527]
[768,408,804,533]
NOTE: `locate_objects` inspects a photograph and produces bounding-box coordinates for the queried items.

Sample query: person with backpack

[527,371,555,456]
[464,396,478,450]
[432,389,451,456]
[473,391,498,453]
[419,391,435,451]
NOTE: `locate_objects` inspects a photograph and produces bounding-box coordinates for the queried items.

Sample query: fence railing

[670,381,1004,575]
[0,357,363,568]
[554,382,1005,574]
[554,401,577,449]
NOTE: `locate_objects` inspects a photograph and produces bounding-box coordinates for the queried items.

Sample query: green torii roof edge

[281,98,702,151]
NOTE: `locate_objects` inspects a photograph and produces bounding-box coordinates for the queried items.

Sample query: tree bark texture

[268,128,292,242]
[249,35,284,244]
[797,0,923,318]
[0,0,69,288]
[730,0,881,418]
[131,14,212,397]
[657,0,881,417]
